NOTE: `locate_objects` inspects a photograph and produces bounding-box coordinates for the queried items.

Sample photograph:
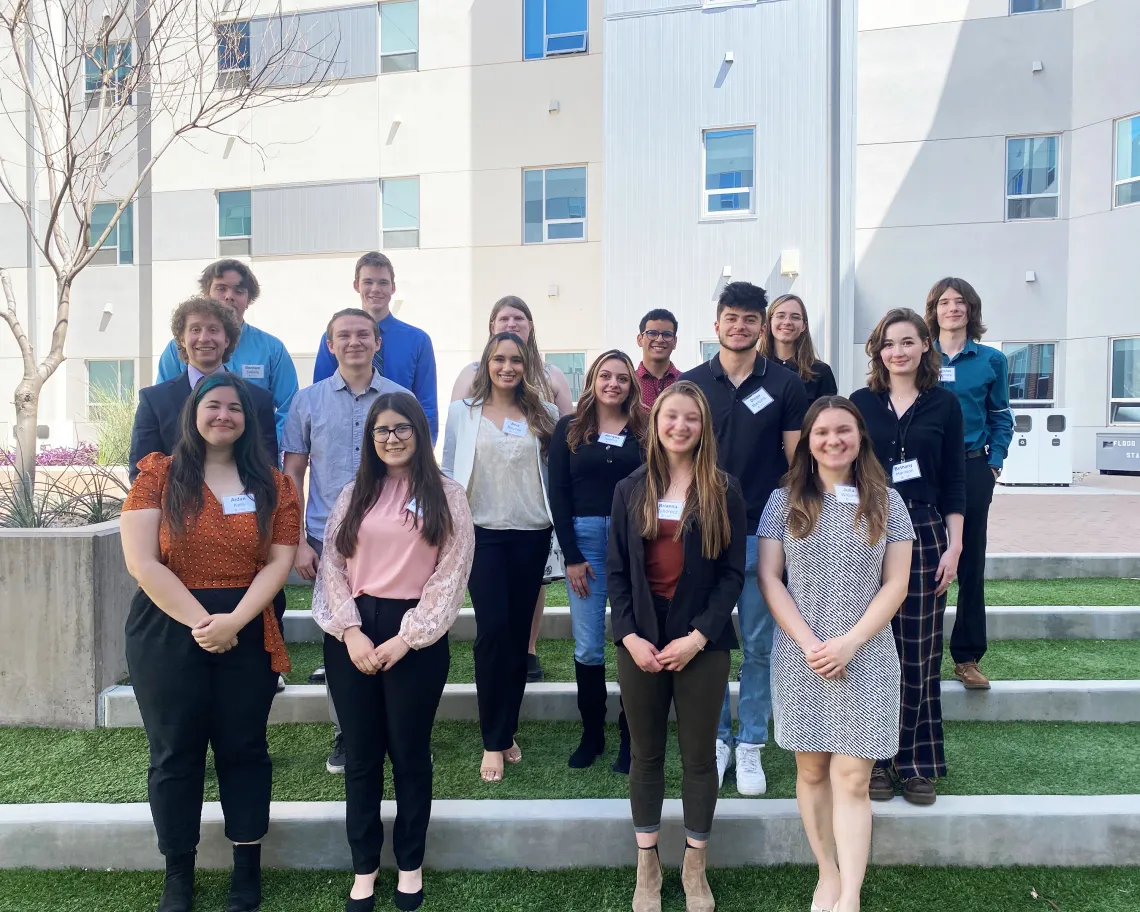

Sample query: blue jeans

[717,535,774,747]
[568,516,610,666]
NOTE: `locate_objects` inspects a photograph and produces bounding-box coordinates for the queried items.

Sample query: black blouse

[850,386,967,518]
[773,358,839,405]
[548,414,644,565]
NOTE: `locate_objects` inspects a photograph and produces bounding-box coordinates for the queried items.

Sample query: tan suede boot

[632,846,662,912]
[680,844,715,912]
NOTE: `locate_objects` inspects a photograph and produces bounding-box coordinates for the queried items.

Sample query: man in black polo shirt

[682,281,808,796]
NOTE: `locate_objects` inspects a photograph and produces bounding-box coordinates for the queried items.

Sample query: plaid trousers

[878,503,948,780]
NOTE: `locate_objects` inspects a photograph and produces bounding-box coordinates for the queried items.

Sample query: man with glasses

[282,308,410,774]
[635,308,682,408]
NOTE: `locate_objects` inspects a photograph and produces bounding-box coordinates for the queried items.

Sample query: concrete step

[99,679,1140,728]
[3,795,1137,870]
[282,605,1140,644]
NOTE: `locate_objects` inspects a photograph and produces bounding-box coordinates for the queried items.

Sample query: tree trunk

[12,374,41,490]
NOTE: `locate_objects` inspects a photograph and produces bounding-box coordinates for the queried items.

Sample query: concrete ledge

[100,679,1140,728]
[984,553,1140,580]
[2,795,1137,870]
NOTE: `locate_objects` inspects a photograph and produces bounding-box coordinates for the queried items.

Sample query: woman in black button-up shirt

[850,307,965,808]
[759,294,839,405]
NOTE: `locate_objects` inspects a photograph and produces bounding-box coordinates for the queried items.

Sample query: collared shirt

[680,355,808,529]
[636,362,682,408]
[312,312,438,443]
[771,358,839,406]
[935,339,1014,469]
[186,363,225,389]
[281,369,411,542]
[158,321,299,445]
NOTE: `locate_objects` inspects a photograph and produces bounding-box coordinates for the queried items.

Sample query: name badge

[222,494,256,515]
[892,459,922,483]
[502,418,528,437]
[834,485,860,505]
[657,500,684,521]
[939,367,956,383]
[743,386,774,414]
[241,364,266,380]
[406,498,423,518]
[598,432,627,447]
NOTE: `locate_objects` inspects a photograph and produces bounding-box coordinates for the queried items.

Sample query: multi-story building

[1,0,1137,472]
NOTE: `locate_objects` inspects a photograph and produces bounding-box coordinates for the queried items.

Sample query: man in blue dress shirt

[311,252,438,443]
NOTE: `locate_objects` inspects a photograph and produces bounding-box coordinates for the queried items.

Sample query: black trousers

[950,454,996,664]
[324,596,450,874]
[125,587,284,857]
[468,525,553,751]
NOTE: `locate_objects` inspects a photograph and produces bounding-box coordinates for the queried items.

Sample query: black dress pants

[324,596,450,874]
[950,454,996,664]
[468,525,553,751]
[125,587,284,857]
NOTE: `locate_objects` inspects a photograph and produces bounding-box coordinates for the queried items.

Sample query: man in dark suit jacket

[129,295,278,481]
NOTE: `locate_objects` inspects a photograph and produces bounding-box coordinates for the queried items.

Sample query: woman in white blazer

[442,331,559,783]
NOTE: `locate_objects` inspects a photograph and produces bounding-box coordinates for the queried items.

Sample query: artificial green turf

[2,721,1137,804]
[1,866,1137,912]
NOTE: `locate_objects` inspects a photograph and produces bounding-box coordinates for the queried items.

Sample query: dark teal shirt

[935,339,1014,469]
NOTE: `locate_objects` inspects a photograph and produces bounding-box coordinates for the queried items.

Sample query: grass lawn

[0,866,1137,912]
[2,720,1136,804]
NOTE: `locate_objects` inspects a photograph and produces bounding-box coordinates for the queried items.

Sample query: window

[87,360,135,416]
[382,177,420,248]
[216,21,251,89]
[218,190,252,255]
[1006,135,1059,220]
[84,41,132,109]
[89,202,133,266]
[524,0,588,60]
[1114,115,1140,208]
[701,341,720,362]
[546,353,586,402]
[1111,338,1140,424]
[703,128,755,216]
[523,166,586,243]
[1011,0,1062,12]
[1003,342,1056,404]
[380,1,418,72]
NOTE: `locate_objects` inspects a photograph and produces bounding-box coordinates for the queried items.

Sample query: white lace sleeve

[398,478,476,649]
[312,484,362,641]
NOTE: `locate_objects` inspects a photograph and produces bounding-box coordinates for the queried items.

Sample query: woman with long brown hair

[607,381,746,912]
[548,349,647,771]
[442,332,559,783]
[314,392,474,912]
[757,396,914,912]
[758,294,839,405]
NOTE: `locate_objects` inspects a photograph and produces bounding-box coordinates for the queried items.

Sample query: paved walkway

[990,473,1140,554]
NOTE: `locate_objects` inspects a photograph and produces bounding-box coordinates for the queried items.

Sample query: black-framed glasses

[372,424,415,442]
[643,330,676,341]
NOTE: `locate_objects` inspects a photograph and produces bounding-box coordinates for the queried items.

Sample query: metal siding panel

[252,181,379,256]
[251,4,377,86]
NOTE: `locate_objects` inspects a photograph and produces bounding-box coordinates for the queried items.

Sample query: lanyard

[886,391,921,461]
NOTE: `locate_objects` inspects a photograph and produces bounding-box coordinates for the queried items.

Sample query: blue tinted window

[525,0,587,60]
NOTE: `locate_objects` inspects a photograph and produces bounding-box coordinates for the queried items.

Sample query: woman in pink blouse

[313,392,475,912]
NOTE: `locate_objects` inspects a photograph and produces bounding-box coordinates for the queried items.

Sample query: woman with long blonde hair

[758,294,839,405]
[757,396,914,912]
[442,332,559,784]
[607,380,746,912]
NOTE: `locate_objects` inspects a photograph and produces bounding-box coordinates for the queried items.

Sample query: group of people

[118,251,1012,912]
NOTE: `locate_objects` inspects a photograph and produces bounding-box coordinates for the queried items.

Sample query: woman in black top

[759,294,839,404]
[850,307,965,807]
[607,380,746,912]
[549,350,647,771]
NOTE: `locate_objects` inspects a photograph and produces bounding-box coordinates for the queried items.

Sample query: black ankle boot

[158,851,195,912]
[227,844,262,912]
[612,708,631,775]
[570,661,607,769]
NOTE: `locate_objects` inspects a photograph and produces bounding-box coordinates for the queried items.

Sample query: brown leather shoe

[633,846,662,912]
[680,844,715,912]
[954,662,991,689]
[869,767,897,801]
[903,776,937,806]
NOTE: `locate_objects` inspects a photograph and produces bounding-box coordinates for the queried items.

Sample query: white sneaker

[715,739,732,788]
[735,743,766,796]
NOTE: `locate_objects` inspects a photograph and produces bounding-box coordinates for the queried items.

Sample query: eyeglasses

[642,330,676,341]
[372,424,415,442]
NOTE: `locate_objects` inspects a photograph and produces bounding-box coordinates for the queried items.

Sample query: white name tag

[834,485,860,504]
[222,494,256,515]
[406,498,423,518]
[743,386,774,414]
[657,500,684,521]
[502,418,528,437]
[940,367,956,382]
[598,433,627,447]
[892,459,922,483]
[241,364,266,380]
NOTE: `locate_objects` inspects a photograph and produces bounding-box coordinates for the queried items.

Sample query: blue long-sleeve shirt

[935,339,1014,469]
[312,312,438,443]
[157,321,298,445]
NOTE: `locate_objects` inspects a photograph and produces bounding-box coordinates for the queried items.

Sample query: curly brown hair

[170,295,242,365]
[865,308,942,393]
[925,277,986,341]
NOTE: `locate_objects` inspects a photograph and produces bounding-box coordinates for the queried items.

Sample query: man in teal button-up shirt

[927,277,1013,692]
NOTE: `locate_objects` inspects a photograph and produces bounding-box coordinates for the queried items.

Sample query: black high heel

[393,888,424,911]
[344,896,376,912]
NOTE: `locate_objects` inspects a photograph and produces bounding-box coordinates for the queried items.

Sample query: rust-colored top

[644,518,683,600]
[124,452,300,672]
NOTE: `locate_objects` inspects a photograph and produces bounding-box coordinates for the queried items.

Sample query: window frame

[1002,341,1057,406]
[522,165,588,245]
[1005,133,1061,222]
[381,175,421,248]
[84,40,133,109]
[1009,0,1063,13]
[1113,113,1140,209]
[523,0,589,61]
[701,126,757,219]
[88,201,134,266]
[217,189,252,256]
[1110,336,1140,425]
[380,0,419,73]
[86,358,136,415]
